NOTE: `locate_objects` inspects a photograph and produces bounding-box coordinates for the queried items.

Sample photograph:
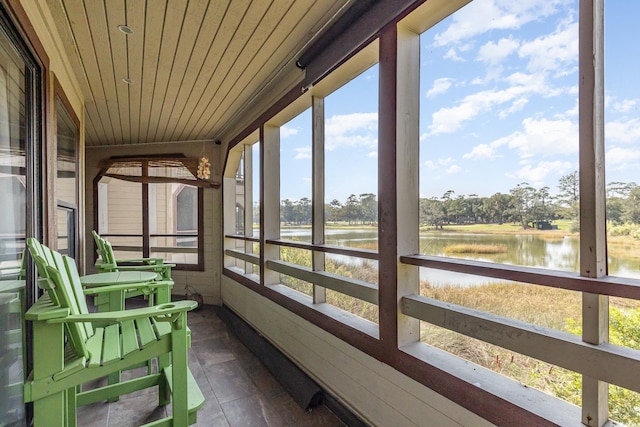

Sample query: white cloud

[294,147,311,160]
[518,20,578,74]
[367,151,378,158]
[556,99,578,118]
[495,117,578,158]
[280,126,299,138]
[499,97,528,118]
[426,78,455,98]
[606,146,640,169]
[511,160,572,186]
[463,142,502,160]
[606,118,640,144]
[612,99,638,113]
[444,48,464,61]
[434,0,568,47]
[478,37,520,65]
[424,157,456,170]
[446,164,462,174]
[325,112,378,150]
[428,78,546,135]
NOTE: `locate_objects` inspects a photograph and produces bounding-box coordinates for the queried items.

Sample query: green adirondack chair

[24,243,204,426]
[28,238,176,389]
[0,249,26,280]
[87,231,175,312]
[92,231,174,280]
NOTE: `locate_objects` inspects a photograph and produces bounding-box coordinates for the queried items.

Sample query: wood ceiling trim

[84,1,122,144]
[59,0,355,146]
[138,0,166,146]
[157,0,230,143]
[179,1,273,139]
[169,0,253,142]
[151,0,210,143]
[144,0,188,143]
[104,2,130,144]
[62,0,110,143]
[83,102,100,144]
[188,0,297,140]
[212,0,337,140]
[125,0,146,144]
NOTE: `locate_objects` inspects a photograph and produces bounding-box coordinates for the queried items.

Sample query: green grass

[421,220,573,234]
[444,243,508,254]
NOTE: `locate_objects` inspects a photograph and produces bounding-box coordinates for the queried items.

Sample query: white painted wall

[221,277,494,427]
[84,141,223,304]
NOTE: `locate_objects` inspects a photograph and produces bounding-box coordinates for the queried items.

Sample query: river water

[280,227,640,286]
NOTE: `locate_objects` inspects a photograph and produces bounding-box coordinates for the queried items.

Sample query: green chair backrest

[92,230,104,261]
[102,240,117,266]
[27,238,56,279]
[44,253,93,359]
[27,238,93,359]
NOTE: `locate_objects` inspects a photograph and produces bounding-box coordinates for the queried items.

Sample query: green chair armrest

[47,300,197,324]
[115,257,167,265]
[81,280,173,295]
[25,295,70,321]
[111,263,176,271]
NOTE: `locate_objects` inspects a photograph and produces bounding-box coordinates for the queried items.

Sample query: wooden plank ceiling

[53,0,352,147]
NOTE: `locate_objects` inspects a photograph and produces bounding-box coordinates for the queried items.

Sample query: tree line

[278,172,640,230]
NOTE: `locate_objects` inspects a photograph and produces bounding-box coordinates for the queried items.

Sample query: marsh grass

[607,235,640,260]
[444,243,508,255]
[278,244,380,322]
[421,282,640,425]
[274,230,640,425]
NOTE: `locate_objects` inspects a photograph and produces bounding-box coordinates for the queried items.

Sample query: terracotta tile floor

[77,302,346,427]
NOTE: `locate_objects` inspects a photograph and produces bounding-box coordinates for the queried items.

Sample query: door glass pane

[0,25,27,425]
[97,176,143,258]
[56,98,77,206]
[148,181,199,265]
[56,98,78,258]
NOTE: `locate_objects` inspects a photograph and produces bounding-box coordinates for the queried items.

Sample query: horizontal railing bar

[150,233,197,238]
[402,294,640,393]
[225,249,260,265]
[401,254,640,300]
[101,233,197,238]
[149,247,197,253]
[111,246,197,253]
[266,259,378,304]
[225,234,260,243]
[267,239,379,260]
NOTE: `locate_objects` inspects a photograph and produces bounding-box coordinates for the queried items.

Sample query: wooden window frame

[93,155,205,271]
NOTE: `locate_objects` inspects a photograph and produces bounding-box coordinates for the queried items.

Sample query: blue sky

[278,0,640,202]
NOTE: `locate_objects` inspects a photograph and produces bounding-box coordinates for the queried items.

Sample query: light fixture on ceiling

[117,25,134,35]
[122,78,134,84]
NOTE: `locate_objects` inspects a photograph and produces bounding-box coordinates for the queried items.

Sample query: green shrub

[609,222,640,240]
[566,307,640,425]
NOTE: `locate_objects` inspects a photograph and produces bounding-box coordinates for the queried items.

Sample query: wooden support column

[312,96,326,303]
[142,160,149,258]
[244,145,254,273]
[579,0,608,425]
[261,126,280,285]
[395,26,420,347]
[378,26,398,354]
[378,25,421,355]
[222,176,237,269]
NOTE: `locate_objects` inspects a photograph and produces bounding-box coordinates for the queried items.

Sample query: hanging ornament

[197,143,211,179]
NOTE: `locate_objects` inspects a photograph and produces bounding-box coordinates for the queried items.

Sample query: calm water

[280,227,640,286]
